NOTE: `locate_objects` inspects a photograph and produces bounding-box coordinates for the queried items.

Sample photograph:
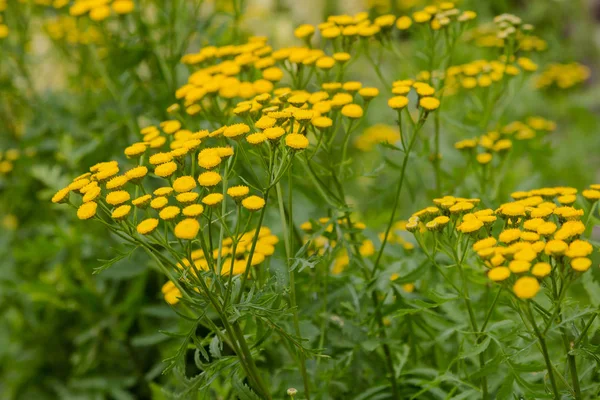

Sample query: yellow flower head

[112,205,132,220]
[202,193,224,206]
[77,202,97,220]
[513,276,540,299]
[388,96,409,110]
[341,104,364,119]
[198,171,222,187]
[228,185,250,199]
[242,195,266,211]
[488,267,510,282]
[106,190,131,206]
[174,218,200,239]
[137,218,159,235]
[183,204,204,217]
[285,134,309,150]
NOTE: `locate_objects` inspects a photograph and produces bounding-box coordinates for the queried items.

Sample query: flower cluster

[535,62,591,90]
[162,227,279,304]
[68,0,135,21]
[454,116,555,165]
[465,17,546,51]
[408,187,598,299]
[354,124,400,152]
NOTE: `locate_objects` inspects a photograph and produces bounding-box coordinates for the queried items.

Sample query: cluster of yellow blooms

[408,186,599,299]
[454,116,556,165]
[416,56,537,96]
[68,0,135,21]
[162,227,279,304]
[45,15,103,44]
[535,62,591,90]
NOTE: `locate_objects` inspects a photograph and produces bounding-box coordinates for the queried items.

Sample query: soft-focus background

[1,0,599,399]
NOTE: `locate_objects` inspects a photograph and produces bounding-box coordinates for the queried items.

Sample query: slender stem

[525,302,560,399]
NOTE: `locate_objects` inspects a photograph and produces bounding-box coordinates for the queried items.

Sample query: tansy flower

[509,260,531,273]
[161,120,181,134]
[499,229,521,243]
[149,152,173,165]
[488,267,510,282]
[137,218,159,235]
[255,116,276,130]
[155,162,178,177]
[162,281,181,305]
[499,203,525,217]
[228,185,250,199]
[224,124,250,139]
[159,206,181,220]
[69,179,90,191]
[246,133,267,145]
[396,16,412,30]
[536,221,557,235]
[150,196,169,210]
[106,191,131,206]
[582,189,600,201]
[125,166,148,182]
[477,153,492,164]
[198,153,222,169]
[419,97,440,111]
[359,87,379,99]
[242,196,266,211]
[106,175,129,190]
[183,204,204,217]
[341,104,364,119]
[175,192,198,204]
[513,276,540,299]
[77,202,97,220]
[174,219,200,239]
[566,240,593,258]
[82,187,101,203]
[173,176,196,193]
[571,257,592,272]
[294,24,315,39]
[132,194,151,208]
[52,187,70,204]
[531,262,551,277]
[154,187,174,196]
[545,240,568,256]
[112,0,134,14]
[457,219,483,233]
[198,171,222,187]
[202,193,223,206]
[124,143,146,158]
[473,237,497,251]
[286,134,309,150]
[312,117,333,129]
[264,127,285,140]
[388,96,409,109]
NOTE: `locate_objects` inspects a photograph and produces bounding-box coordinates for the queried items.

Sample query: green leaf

[209,334,222,359]
[232,379,261,400]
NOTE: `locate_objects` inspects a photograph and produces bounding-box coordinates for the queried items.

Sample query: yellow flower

[412,11,431,23]
[162,281,181,305]
[52,187,71,204]
[499,203,525,217]
[242,195,266,211]
[82,186,101,203]
[499,229,521,243]
[106,190,130,206]
[476,153,492,164]
[224,123,250,139]
[294,24,315,39]
[419,97,440,111]
[246,133,268,145]
[285,134,309,150]
[566,240,593,258]
[457,219,483,233]
[571,257,592,272]
[531,262,551,278]
[341,104,364,119]
[396,16,412,30]
[154,187,174,196]
[132,194,151,208]
[509,260,531,273]
[172,176,196,193]
[161,120,181,134]
[125,166,148,181]
[137,218,159,235]
[198,171,222,187]
[488,267,510,282]
[183,204,204,217]
[388,96,409,110]
[582,189,600,201]
[312,117,333,129]
[473,237,497,252]
[545,239,568,256]
[77,202,97,220]
[228,185,250,199]
[513,276,540,299]
[150,196,169,210]
[536,221,557,236]
[202,193,224,206]
[124,143,146,158]
[155,162,178,177]
[112,0,134,14]
[198,152,222,169]
[159,206,181,220]
[359,87,379,99]
[264,127,285,141]
[263,67,284,81]
[174,219,200,239]
[106,175,129,190]
[112,205,131,220]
